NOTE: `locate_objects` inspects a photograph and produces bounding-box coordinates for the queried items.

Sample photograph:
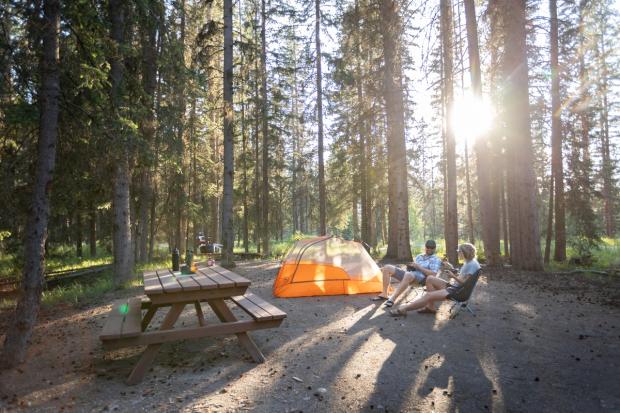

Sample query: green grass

[0,243,114,282]
[0,255,170,310]
[544,237,620,272]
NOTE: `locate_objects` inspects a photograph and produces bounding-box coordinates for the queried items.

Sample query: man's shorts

[391,267,425,284]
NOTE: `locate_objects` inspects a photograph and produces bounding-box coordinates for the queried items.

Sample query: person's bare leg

[396,290,449,314]
[422,276,448,311]
[388,273,415,303]
[380,265,396,297]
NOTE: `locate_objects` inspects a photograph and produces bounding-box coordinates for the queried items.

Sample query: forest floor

[1,260,619,413]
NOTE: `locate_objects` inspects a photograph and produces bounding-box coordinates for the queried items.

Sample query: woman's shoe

[389,307,407,317]
[383,299,394,307]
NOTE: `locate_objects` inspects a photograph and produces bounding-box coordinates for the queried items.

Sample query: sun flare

[450,93,494,144]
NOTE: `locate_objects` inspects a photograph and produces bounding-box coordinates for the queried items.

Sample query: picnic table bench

[99,265,286,385]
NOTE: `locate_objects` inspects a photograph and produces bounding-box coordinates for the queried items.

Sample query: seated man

[371,240,442,307]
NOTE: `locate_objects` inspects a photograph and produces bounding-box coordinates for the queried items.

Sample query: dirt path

[1,261,619,412]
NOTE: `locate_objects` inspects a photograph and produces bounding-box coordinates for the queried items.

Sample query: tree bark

[260,0,269,255]
[501,0,543,271]
[441,0,458,265]
[0,0,60,368]
[549,0,566,261]
[221,0,235,267]
[355,0,371,247]
[110,0,133,285]
[380,0,412,261]
[137,0,159,264]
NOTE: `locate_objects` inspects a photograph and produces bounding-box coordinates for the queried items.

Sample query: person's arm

[412,257,441,277]
[416,265,437,277]
[447,271,466,285]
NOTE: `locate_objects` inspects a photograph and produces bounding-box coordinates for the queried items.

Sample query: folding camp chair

[448,268,482,319]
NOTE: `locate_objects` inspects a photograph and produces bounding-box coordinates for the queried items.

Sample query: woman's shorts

[445,284,463,300]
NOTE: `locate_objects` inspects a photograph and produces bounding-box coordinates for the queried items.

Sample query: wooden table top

[143,265,251,296]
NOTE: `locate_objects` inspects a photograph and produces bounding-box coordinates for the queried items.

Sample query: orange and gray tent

[273,236,382,298]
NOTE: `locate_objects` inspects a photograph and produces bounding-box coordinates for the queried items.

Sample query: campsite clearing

[1,260,619,412]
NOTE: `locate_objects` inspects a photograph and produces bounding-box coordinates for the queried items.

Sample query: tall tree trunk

[138,0,158,263]
[109,0,133,285]
[241,87,249,253]
[464,0,501,265]
[177,0,188,253]
[355,0,370,246]
[381,0,412,261]
[441,0,458,265]
[501,0,543,271]
[0,0,60,368]
[315,0,327,236]
[253,48,261,253]
[239,0,249,253]
[221,0,235,267]
[550,0,566,261]
[260,0,269,255]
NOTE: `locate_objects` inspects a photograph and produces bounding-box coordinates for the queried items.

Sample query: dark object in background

[172,248,180,271]
[199,244,208,253]
[360,241,371,253]
[185,249,194,267]
[206,243,215,253]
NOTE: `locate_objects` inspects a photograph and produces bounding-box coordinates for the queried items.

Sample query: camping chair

[448,268,482,319]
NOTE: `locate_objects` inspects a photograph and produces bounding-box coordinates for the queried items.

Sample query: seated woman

[389,243,480,317]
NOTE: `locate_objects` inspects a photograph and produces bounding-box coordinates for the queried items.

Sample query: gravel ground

[0,260,619,412]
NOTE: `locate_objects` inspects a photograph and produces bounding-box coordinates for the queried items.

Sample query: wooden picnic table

[100,264,286,385]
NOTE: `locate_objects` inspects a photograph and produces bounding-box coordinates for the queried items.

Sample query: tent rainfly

[273,236,382,298]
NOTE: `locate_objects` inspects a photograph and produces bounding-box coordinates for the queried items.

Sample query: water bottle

[172,248,180,271]
[185,249,194,267]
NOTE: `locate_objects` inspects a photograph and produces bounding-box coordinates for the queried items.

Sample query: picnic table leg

[208,299,266,363]
[141,305,160,331]
[126,303,185,385]
[194,301,206,326]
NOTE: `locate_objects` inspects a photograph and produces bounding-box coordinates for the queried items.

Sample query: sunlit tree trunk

[501,0,543,271]
[550,0,566,261]
[0,0,60,368]
[260,0,269,255]
[465,0,501,265]
[381,0,411,261]
[441,0,458,265]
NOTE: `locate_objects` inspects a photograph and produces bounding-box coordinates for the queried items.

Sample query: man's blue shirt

[412,253,442,278]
